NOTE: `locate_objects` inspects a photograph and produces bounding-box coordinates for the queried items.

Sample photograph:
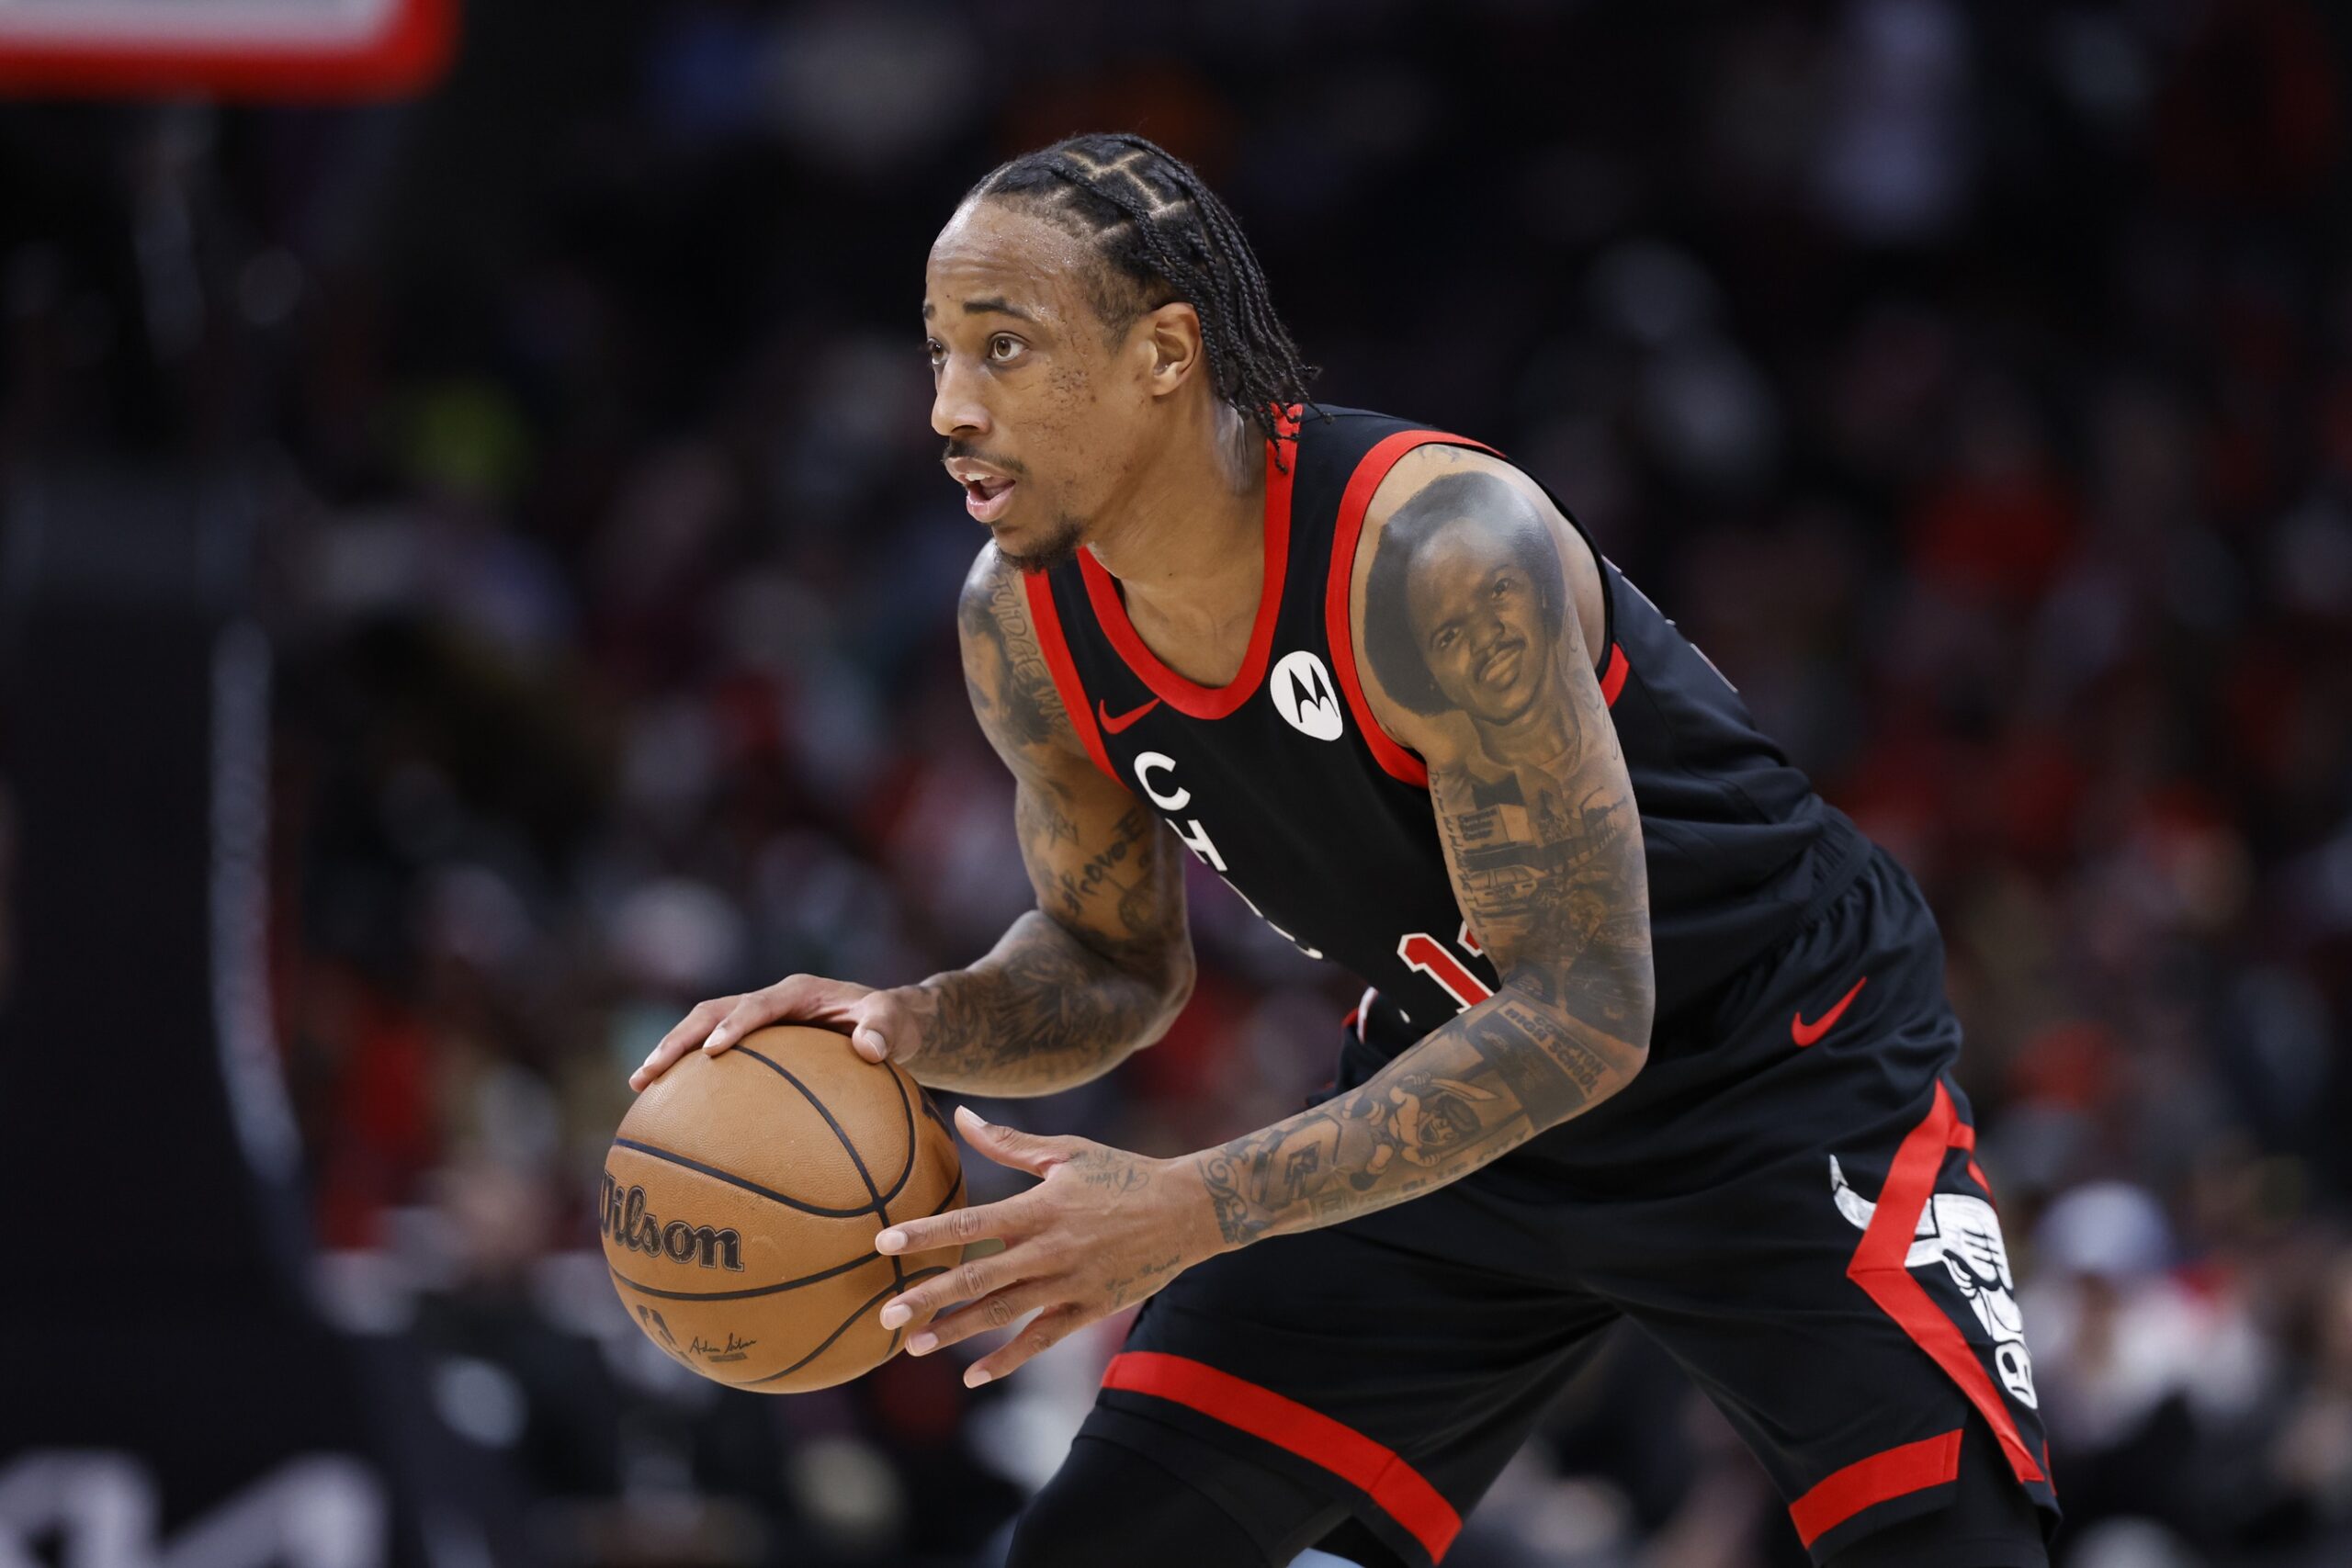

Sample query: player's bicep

[1346,457,1653,1033]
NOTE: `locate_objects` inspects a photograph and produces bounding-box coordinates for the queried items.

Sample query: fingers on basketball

[708,975,876,1056]
[632,996,735,1089]
[846,991,908,1065]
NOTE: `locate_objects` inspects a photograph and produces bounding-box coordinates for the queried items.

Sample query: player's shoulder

[1348,441,1578,620]
[1293,403,1552,523]
[1357,438,1566,556]
[958,537,1009,612]
[956,542,1092,770]
[956,541,1035,648]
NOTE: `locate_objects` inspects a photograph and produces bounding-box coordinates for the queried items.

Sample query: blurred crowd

[7,1,2352,1564]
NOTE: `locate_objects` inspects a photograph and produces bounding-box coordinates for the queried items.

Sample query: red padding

[0,0,455,100]
[1102,1350,1463,1562]
[1846,1081,2046,1485]
[1789,1428,1964,1547]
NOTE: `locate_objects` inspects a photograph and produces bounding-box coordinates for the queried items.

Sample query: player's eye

[1493,575,1513,597]
[988,333,1024,364]
[923,339,944,367]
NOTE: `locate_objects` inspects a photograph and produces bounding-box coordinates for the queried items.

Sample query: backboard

[0,0,454,100]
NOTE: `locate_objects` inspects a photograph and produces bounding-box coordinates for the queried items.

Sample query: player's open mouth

[964,476,1016,523]
[1476,637,1523,687]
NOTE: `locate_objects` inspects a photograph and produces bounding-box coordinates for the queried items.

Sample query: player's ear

[1140,301,1204,398]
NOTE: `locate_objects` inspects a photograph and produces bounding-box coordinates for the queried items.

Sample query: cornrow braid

[971,132,1319,462]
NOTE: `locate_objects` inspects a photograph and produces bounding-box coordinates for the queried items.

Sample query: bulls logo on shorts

[1830,1156,2038,1409]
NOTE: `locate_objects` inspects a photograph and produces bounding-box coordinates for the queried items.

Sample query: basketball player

[633,134,2057,1568]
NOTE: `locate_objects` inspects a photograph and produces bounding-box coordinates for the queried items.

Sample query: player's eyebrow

[961,296,1035,321]
[922,297,1037,325]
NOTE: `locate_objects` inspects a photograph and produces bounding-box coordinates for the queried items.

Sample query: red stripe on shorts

[1789,1428,1963,1547]
[1102,1349,1463,1562]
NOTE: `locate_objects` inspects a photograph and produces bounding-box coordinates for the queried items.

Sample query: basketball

[601,1026,967,1393]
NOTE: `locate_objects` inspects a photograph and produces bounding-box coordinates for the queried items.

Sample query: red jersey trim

[1847,1081,2047,1487]
[1077,408,1302,719]
[1324,431,1628,788]
[1789,1429,1964,1547]
[1020,569,1124,787]
[1599,643,1630,705]
[1102,1350,1463,1562]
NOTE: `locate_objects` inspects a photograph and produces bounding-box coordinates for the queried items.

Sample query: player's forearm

[903,909,1193,1097]
[1188,964,1648,1247]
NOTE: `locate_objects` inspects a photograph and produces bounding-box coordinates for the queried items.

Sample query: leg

[1006,1427,1350,1568]
[1048,1165,1624,1568]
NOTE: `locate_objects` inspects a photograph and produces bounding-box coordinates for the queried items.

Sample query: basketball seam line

[743,1265,950,1386]
[608,1136,875,1217]
[735,1046,922,1207]
[736,1046,911,1352]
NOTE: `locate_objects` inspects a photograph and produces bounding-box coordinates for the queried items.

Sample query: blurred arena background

[4,2,2351,1565]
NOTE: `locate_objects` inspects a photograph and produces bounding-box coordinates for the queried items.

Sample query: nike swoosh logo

[1792,976,1868,1047]
[1098,696,1161,735]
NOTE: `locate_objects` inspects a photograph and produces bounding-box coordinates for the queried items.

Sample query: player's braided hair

[970,133,1317,460]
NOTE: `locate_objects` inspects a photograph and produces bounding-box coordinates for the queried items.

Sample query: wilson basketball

[602,1025,967,1393]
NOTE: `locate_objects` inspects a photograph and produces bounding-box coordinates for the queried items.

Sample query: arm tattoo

[1193,465,1655,1247]
[957,559,1062,751]
[911,552,1193,1097]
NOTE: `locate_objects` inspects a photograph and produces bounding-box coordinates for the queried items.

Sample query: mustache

[944,441,1027,479]
[1475,635,1524,677]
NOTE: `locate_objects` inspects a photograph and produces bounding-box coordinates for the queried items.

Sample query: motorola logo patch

[1271,649,1345,741]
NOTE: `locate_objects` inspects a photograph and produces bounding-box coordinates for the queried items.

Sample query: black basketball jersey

[1022,406,1870,1057]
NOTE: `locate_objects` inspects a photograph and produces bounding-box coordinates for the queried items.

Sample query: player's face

[923,200,1153,571]
[1404,520,1553,727]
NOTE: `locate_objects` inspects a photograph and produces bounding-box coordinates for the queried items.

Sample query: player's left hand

[874,1104,1225,1387]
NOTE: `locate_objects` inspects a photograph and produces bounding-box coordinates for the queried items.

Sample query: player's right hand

[629,975,922,1091]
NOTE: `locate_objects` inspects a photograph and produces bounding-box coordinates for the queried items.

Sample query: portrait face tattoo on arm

[1189,459,1656,1249]
[1362,470,1640,971]
[1364,471,1568,734]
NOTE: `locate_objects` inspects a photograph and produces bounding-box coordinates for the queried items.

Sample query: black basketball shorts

[1072,845,2060,1566]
